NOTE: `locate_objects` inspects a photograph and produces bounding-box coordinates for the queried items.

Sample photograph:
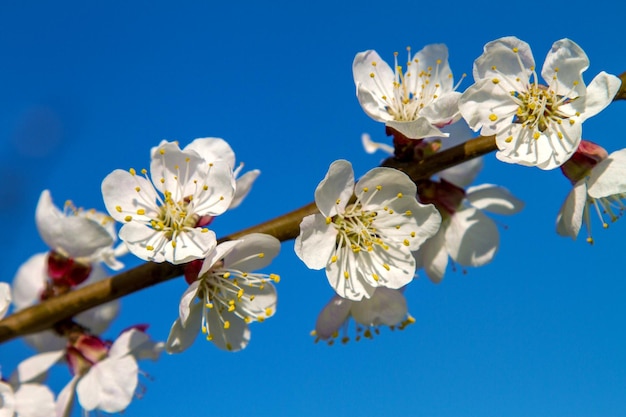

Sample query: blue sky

[1,1,625,416]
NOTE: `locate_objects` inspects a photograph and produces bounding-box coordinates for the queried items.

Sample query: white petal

[149,141,205,198]
[386,117,447,140]
[0,381,15,416]
[236,281,277,320]
[165,302,203,354]
[445,207,499,267]
[315,159,354,217]
[351,287,407,327]
[199,240,240,277]
[35,190,113,258]
[11,253,46,310]
[473,36,533,82]
[294,214,337,270]
[230,169,260,209]
[419,227,449,284]
[16,350,64,383]
[588,149,626,197]
[108,328,150,359]
[413,44,453,91]
[101,170,159,223]
[76,355,138,413]
[178,280,200,325]
[580,71,622,121]
[542,39,589,98]
[184,137,236,168]
[458,78,518,134]
[14,383,56,417]
[466,184,524,214]
[420,91,462,127]
[191,160,237,216]
[206,308,250,352]
[314,295,352,339]
[556,181,587,239]
[357,167,417,208]
[353,50,395,122]
[55,376,79,417]
[224,233,280,272]
[0,282,11,319]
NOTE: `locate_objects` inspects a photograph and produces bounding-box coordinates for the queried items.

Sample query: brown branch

[0,134,509,344]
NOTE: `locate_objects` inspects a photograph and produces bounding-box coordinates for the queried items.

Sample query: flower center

[512,84,572,132]
[331,204,383,253]
[151,192,199,240]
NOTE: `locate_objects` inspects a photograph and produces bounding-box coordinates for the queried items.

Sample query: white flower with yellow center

[102,140,236,264]
[353,44,463,140]
[166,233,280,353]
[459,36,621,170]
[295,160,441,301]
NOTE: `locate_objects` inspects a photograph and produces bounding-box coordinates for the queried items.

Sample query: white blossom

[459,36,621,169]
[295,159,441,300]
[166,233,280,353]
[102,140,236,264]
[353,44,463,139]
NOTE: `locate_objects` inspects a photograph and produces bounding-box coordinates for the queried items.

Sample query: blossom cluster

[2,35,625,415]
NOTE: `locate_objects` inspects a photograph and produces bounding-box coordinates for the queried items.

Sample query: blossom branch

[0,131,591,345]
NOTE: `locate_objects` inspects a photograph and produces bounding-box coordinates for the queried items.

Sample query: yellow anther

[146,245,154,251]
[492,78,500,84]
[171,241,177,248]
[206,303,213,309]
[135,186,140,192]
[371,61,377,67]
[244,317,251,323]
[136,208,145,215]
[331,255,338,263]
[569,119,575,125]
[226,343,232,351]
[362,187,369,192]
[223,321,230,329]
[270,273,280,283]
[326,216,332,224]
[376,185,382,191]
[512,47,518,53]
[258,252,265,258]
[201,228,209,233]
[344,271,349,279]
[405,210,412,216]
[403,239,410,246]
[397,192,403,198]
[370,72,375,78]
[124,215,132,222]
[372,274,379,281]
[489,113,498,122]
[436,59,442,64]
[335,198,341,204]
[228,305,235,312]
[207,334,213,341]
[115,205,122,213]
[159,149,165,155]
[223,272,231,279]
[203,185,208,190]
[160,178,165,184]
[383,263,390,271]
[491,65,497,70]
[237,288,244,298]
[129,168,136,176]
[265,307,273,316]
[505,136,513,143]
[533,132,541,140]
